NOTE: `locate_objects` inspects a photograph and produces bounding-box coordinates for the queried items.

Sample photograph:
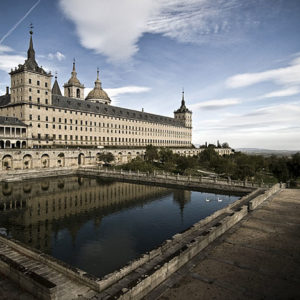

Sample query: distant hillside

[235,148,299,156]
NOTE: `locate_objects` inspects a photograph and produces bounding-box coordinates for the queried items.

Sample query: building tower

[174,91,192,128]
[63,60,84,100]
[85,68,111,104]
[9,27,52,105]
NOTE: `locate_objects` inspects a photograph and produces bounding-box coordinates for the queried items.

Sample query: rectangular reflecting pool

[0,176,240,278]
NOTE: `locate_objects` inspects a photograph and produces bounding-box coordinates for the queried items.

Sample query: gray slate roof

[0,115,27,127]
[0,94,10,107]
[52,95,184,127]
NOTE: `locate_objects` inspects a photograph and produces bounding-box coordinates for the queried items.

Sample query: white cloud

[59,0,159,62]
[261,86,300,99]
[0,54,26,72]
[0,45,13,53]
[106,86,150,98]
[58,0,262,62]
[194,102,300,150]
[48,51,66,61]
[226,55,300,88]
[190,98,240,110]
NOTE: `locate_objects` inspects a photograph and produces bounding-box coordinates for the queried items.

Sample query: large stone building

[0,30,192,149]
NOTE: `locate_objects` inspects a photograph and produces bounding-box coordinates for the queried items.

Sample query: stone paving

[153,189,300,300]
[0,240,99,300]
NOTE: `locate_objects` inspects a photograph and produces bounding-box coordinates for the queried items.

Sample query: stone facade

[0,30,192,149]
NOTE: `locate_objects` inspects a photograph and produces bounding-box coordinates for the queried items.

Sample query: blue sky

[0,0,300,150]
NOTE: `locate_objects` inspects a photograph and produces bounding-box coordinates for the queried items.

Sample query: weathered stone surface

[157,189,300,300]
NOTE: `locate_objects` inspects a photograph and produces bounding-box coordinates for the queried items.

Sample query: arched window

[68,88,71,97]
[77,89,80,98]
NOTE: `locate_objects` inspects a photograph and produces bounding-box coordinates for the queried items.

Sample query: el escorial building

[0,30,192,150]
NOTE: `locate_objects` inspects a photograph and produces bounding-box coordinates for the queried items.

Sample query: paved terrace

[152,189,300,300]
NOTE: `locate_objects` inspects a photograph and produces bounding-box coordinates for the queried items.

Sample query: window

[53,117,55,122]
[37,80,40,86]
[37,90,40,94]
[38,115,40,121]
[37,98,40,103]
[29,88,32,92]
[29,79,32,84]
[29,96,32,101]
[45,99,48,104]
[45,82,48,87]
[76,89,80,98]
[29,114,32,120]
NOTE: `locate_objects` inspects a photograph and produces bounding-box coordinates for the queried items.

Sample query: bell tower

[9,25,52,105]
[174,91,192,128]
[63,59,84,100]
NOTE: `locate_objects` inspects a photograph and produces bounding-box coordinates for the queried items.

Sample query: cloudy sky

[0,0,300,150]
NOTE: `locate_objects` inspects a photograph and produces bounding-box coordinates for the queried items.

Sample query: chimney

[6,86,9,95]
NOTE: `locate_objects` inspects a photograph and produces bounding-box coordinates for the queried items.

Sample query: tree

[145,144,159,162]
[222,142,229,148]
[176,156,196,173]
[98,152,114,164]
[159,147,174,164]
[288,152,300,179]
[199,147,218,162]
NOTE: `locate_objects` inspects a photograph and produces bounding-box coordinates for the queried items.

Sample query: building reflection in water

[173,190,191,222]
[0,177,174,252]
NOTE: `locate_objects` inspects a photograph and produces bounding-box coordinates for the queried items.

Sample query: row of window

[34,133,190,144]
[29,115,189,136]
[28,79,48,87]
[12,78,48,88]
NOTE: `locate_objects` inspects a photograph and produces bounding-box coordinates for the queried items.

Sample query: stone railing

[77,166,270,192]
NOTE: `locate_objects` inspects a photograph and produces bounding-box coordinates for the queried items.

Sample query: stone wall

[0,147,233,171]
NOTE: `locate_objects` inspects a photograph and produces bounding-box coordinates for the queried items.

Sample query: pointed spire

[181,88,185,106]
[72,58,76,71]
[27,23,35,61]
[71,58,77,78]
[52,72,62,96]
[94,67,102,89]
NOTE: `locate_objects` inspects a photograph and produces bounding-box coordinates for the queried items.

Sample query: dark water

[0,176,240,278]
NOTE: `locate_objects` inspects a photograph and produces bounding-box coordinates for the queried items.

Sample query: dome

[85,69,111,104]
[86,88,111,102]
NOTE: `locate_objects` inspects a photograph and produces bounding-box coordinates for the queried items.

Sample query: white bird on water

[205,198,210,202]
[217,197,223,202]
